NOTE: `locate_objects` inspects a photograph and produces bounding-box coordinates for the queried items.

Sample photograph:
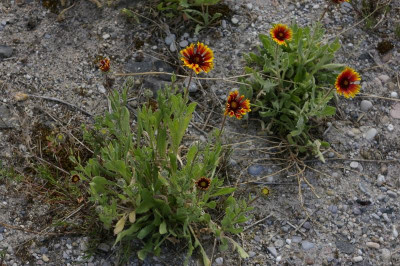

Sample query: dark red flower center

[340,78,350,89]
[190,54,202,64]
[231,101,238,109]
[276,30,287,41]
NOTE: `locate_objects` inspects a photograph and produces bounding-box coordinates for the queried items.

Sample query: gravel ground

[1,0,400,265]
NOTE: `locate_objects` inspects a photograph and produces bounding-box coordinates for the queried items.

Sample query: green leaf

[159,221,167,234]
[211,187,236,197]
[137,224,155,239]
[320,106,336,116]
[205,201,216,209]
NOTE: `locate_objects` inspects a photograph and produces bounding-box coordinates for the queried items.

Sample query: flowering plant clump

[72,79,252,265]
[241,23,356,160]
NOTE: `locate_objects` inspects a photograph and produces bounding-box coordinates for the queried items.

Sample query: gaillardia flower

[335,67,361,98]
[98,58,110,72]
[180,42,214,74]
[224,90,251,119]
[71,174,80,184]
[270,24,292,46]
[195,177,211,191]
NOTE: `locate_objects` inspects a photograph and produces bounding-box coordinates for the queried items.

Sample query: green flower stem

[184,71,194,101]
[274,44,282,90]
[218,115,227,138]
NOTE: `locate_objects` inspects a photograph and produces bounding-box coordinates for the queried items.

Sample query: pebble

[248,251,256,258]
[392,225,398,238]
[350,161,359,169]
[286,239,291,245]
[164,34,176,45]
[40,247,48,254]
[179,40,188,48]
[169,42,177,52]
[215,257,223,265]
[98,84,106,94]
[102,33,110,40]
[364,128,378,140]
[267,246,278,257]
[390,103,400,119]
[292,236,302,243]
[387,190,397,198]
[274,239,284,248]
[0,45,13,58]
[301,241,315,251]
[221,20,227,29]
[381,248,391,261]
[376,175,385,186]
[246,3,253,10]
[231,17,239,24]
[184,77,198,93]
[97,243,110,252]
[328,205,338,214]
[353,207,361,215]
[378,74,390,83]
[352,256,363,262]
[360,100,373,112]
[366,242,380,249]
[42,255,49,262]
[382,213,390,223]
[387,124,394,131]
[391,92,398,98]
[313,4,320,9]
[248,165,266,176]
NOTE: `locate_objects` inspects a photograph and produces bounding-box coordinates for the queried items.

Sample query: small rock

[328,205,338,214]
[0,45,13,58]
[221,20,227,29]
[387,190,397,198]
[353,207,361,215]
[164,34,176,45]
[42,255,49,262]
[305,257,315,265]
[366,242,380,249]
[301,241,315,251]
[382,213,390,223]
[381,248,391,261]
[276,256,282,262]
[350,162,359,169]
[184,77,198,93]
[364,128,378,140]
[390,103,400,119]
[248,165,266,176]
[292,236,302,243]
[313,4,320,9]
[392,225,398,238]
[360,100,373,112]
[248,251,256,258]
[267,247,278,257]
[286,239,292,245]
[97,243,110,252]
[377,175,385,186]
[169,42,177,52]
[391,92,398,98]
[231,17,239,24]
[302,222,312,230]
[179,40,188,48]
[102,33,110,40]
[246,3,253,9]
[352,256,363,262]
[378,74,390,83]
[97,84,106,94]
[215,257,223,265]
[387,124,394,131]
[274,239,284,248]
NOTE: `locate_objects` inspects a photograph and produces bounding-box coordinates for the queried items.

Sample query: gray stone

[274,239,284,248]
[350,162,359,169]
[184,77,198,93]
[170,42,177,52]
[353,207,361,215]
[390,103,400,119]
[164,34,176,45]
[378,74,390,83]
[221,20,227,29]
[381,248,391,261]
[387,190,397,198]
[352,256,363,262]
[292,236,302,243]
[102,33,110,40]
[335,238,355,254]
[248,165,266,176]
[179,40,188,48]
[328,205,338,214]
[231,17,239,24]
[40,247,48,254]
[267,246,277,257]
[97,243,110,252]
[382,213,390,223]
[302,222,312,230]
[248,251,256,258]
[0,45,13,58]
[365,128,378,140]
[246,3,253,9]
[391,92,398,98]
[377,175,385,186]
[215,257,223,265]
[301,241,315,251]
[125,58,153,73]
[360,100,373,112]
[392,225,398,238]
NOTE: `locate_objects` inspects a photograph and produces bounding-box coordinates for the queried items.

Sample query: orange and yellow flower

[98,58,110,72]
[335,67,361,98]
[224,90,251,119]
[270,24,292,46]
[195,177,211,191]
[180,42,214,74]
[332,0,349,3]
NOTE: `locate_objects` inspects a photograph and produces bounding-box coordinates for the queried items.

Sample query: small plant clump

[240,23,361,161]
[72,79,252,265]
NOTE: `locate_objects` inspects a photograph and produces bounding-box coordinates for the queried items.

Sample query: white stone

[387,124,394,131]
[360,100,373,112]
[246,3,253,10]
[378,74,390,83]
[366,242,380,249]
[350,162,359,169]
[377,175,385,186]
[365,128,378,140]
[231,17,239,24]
[164,34,176,45]
[391,92,398,98]
[102,33,110,40]
[215,257,223,265]
[353,256,363,262]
